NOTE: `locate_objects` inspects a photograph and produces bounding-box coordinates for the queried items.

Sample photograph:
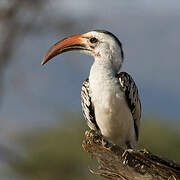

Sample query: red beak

[41,34,88,66]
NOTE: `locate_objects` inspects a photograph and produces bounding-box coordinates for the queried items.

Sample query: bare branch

[82,130,180,180]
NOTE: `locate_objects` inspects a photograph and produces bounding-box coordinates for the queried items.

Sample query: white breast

[89,63,136,149]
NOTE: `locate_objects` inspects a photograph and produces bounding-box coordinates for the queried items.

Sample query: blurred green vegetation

[5,115,180,180]
[138,117,180,160]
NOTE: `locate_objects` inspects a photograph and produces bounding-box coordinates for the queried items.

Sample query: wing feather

[118,72,141,140]
[81,78,99,130]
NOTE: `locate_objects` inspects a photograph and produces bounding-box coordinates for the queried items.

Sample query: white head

[41,30,124,72]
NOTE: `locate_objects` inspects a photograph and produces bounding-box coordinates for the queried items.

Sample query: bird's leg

[101,137,112,149]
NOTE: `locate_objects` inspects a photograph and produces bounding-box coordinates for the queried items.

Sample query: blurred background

[0,0,179,179]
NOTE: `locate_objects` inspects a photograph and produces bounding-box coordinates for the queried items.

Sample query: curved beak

[41,34,89,66]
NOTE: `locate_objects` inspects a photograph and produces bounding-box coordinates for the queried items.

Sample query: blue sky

[0,0,180,138]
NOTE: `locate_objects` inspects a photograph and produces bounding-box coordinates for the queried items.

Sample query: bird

[41,30,141,150]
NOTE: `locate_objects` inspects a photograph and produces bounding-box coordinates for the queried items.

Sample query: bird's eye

[90,37,98,43]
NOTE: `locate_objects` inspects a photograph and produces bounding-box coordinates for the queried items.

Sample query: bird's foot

[122,149,134,165]
[85,129,95,139]
[102,138,112,149]
[85,129,103,145]
[85,130,112,148]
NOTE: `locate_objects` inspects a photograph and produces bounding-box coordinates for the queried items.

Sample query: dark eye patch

[90,37,98,43]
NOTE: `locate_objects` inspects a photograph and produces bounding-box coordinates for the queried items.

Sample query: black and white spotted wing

[118,72,141,141]
[81,78,99,130]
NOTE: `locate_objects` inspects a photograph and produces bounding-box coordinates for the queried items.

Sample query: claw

[122,149,134,165]
[102,138,111,148]
[85,130,90,138]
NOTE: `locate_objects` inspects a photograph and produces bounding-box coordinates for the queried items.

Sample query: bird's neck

[90,55,120,77]
[89,57,118,86]
[89,58,121,105]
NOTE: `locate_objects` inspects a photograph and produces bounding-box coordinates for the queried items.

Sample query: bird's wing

[118,72,141,141]
[81,78,99,130]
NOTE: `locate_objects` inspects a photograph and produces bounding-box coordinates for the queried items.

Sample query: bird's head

[41,30,124,72]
